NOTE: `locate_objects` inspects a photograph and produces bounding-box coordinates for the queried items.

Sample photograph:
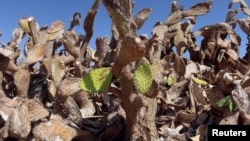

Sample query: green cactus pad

[133,57,153,94]
[192,77,208,86]
[79,67,112,93]
[18,17,30,32]
[215,96,236,112]
[166,75,175,86]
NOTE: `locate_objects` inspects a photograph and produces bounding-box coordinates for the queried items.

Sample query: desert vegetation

[1,0,250,141]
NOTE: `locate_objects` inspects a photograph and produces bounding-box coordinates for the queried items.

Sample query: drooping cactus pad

[79,67,112,93]
[133,57,153,94]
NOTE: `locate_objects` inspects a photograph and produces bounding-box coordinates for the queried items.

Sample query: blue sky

[0,0,249,57]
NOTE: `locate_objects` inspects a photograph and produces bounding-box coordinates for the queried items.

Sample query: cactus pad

[79,67,112,93]
[192,76,208,86]
[166,75,175,86]
[47,20,64,40]
[18,17,30,32]
[133,57,152,94]
[26,44,45,65]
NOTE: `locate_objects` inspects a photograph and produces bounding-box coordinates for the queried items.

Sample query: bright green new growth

[133,57,153,94]
[166,75,175,86]
[228,98,236,112]
[192,76,208,86]
[215,95,236,112]
[79,67,112,93]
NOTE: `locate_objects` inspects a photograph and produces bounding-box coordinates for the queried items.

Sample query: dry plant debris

[1,0,250,141]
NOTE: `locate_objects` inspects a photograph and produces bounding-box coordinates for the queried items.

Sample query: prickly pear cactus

[133,57,153,94]
[79,67,112,93]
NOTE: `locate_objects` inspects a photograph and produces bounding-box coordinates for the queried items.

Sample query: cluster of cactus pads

[79,57,153,94]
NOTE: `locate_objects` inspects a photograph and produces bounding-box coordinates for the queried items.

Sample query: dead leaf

[237,18,250,35]
[0,48,13,58]
[207,87,225,108]
[37,29,48,45]
[232,83,250,113]
[173,53,186,76]
[33,120,78,141]
[11,28,24,45]
[63,96,83,126]
[165,9,183,26]
[195,124,208,141]
[182,1,212,17]
[190,83,208,105]
[46,79,57,102]
[242,8,250,16]
[217,71,234,94]
[47,20,64,40]
[242,78,250,88]
[219,110,239,125]
[189,135,200,141]
[58,77,81,96]
[228,0,248,9]
[63,30,80,58]
[72,91,96,118]
[133,8,152,30]
[196,111,209,124]
[43,41,53,58]
[194,23,239,45]
[9,105,31,139]
[48,20,64,34]
[152,22,168,41]
[226,48,239,61]
[167,79,189,104]
[26,99,49,122]
[176,110,197,123]
[173,23,188,56]
[225,9,240,23]
[184,61,200,79]
[26,44,45,65]
[159,125,188,140]
[236,58,250,76]
[14,69,30,98]
[51,58,65,86]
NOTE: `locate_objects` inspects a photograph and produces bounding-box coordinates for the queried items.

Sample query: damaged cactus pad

[133,57,153,94]
[79,67,112,93]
